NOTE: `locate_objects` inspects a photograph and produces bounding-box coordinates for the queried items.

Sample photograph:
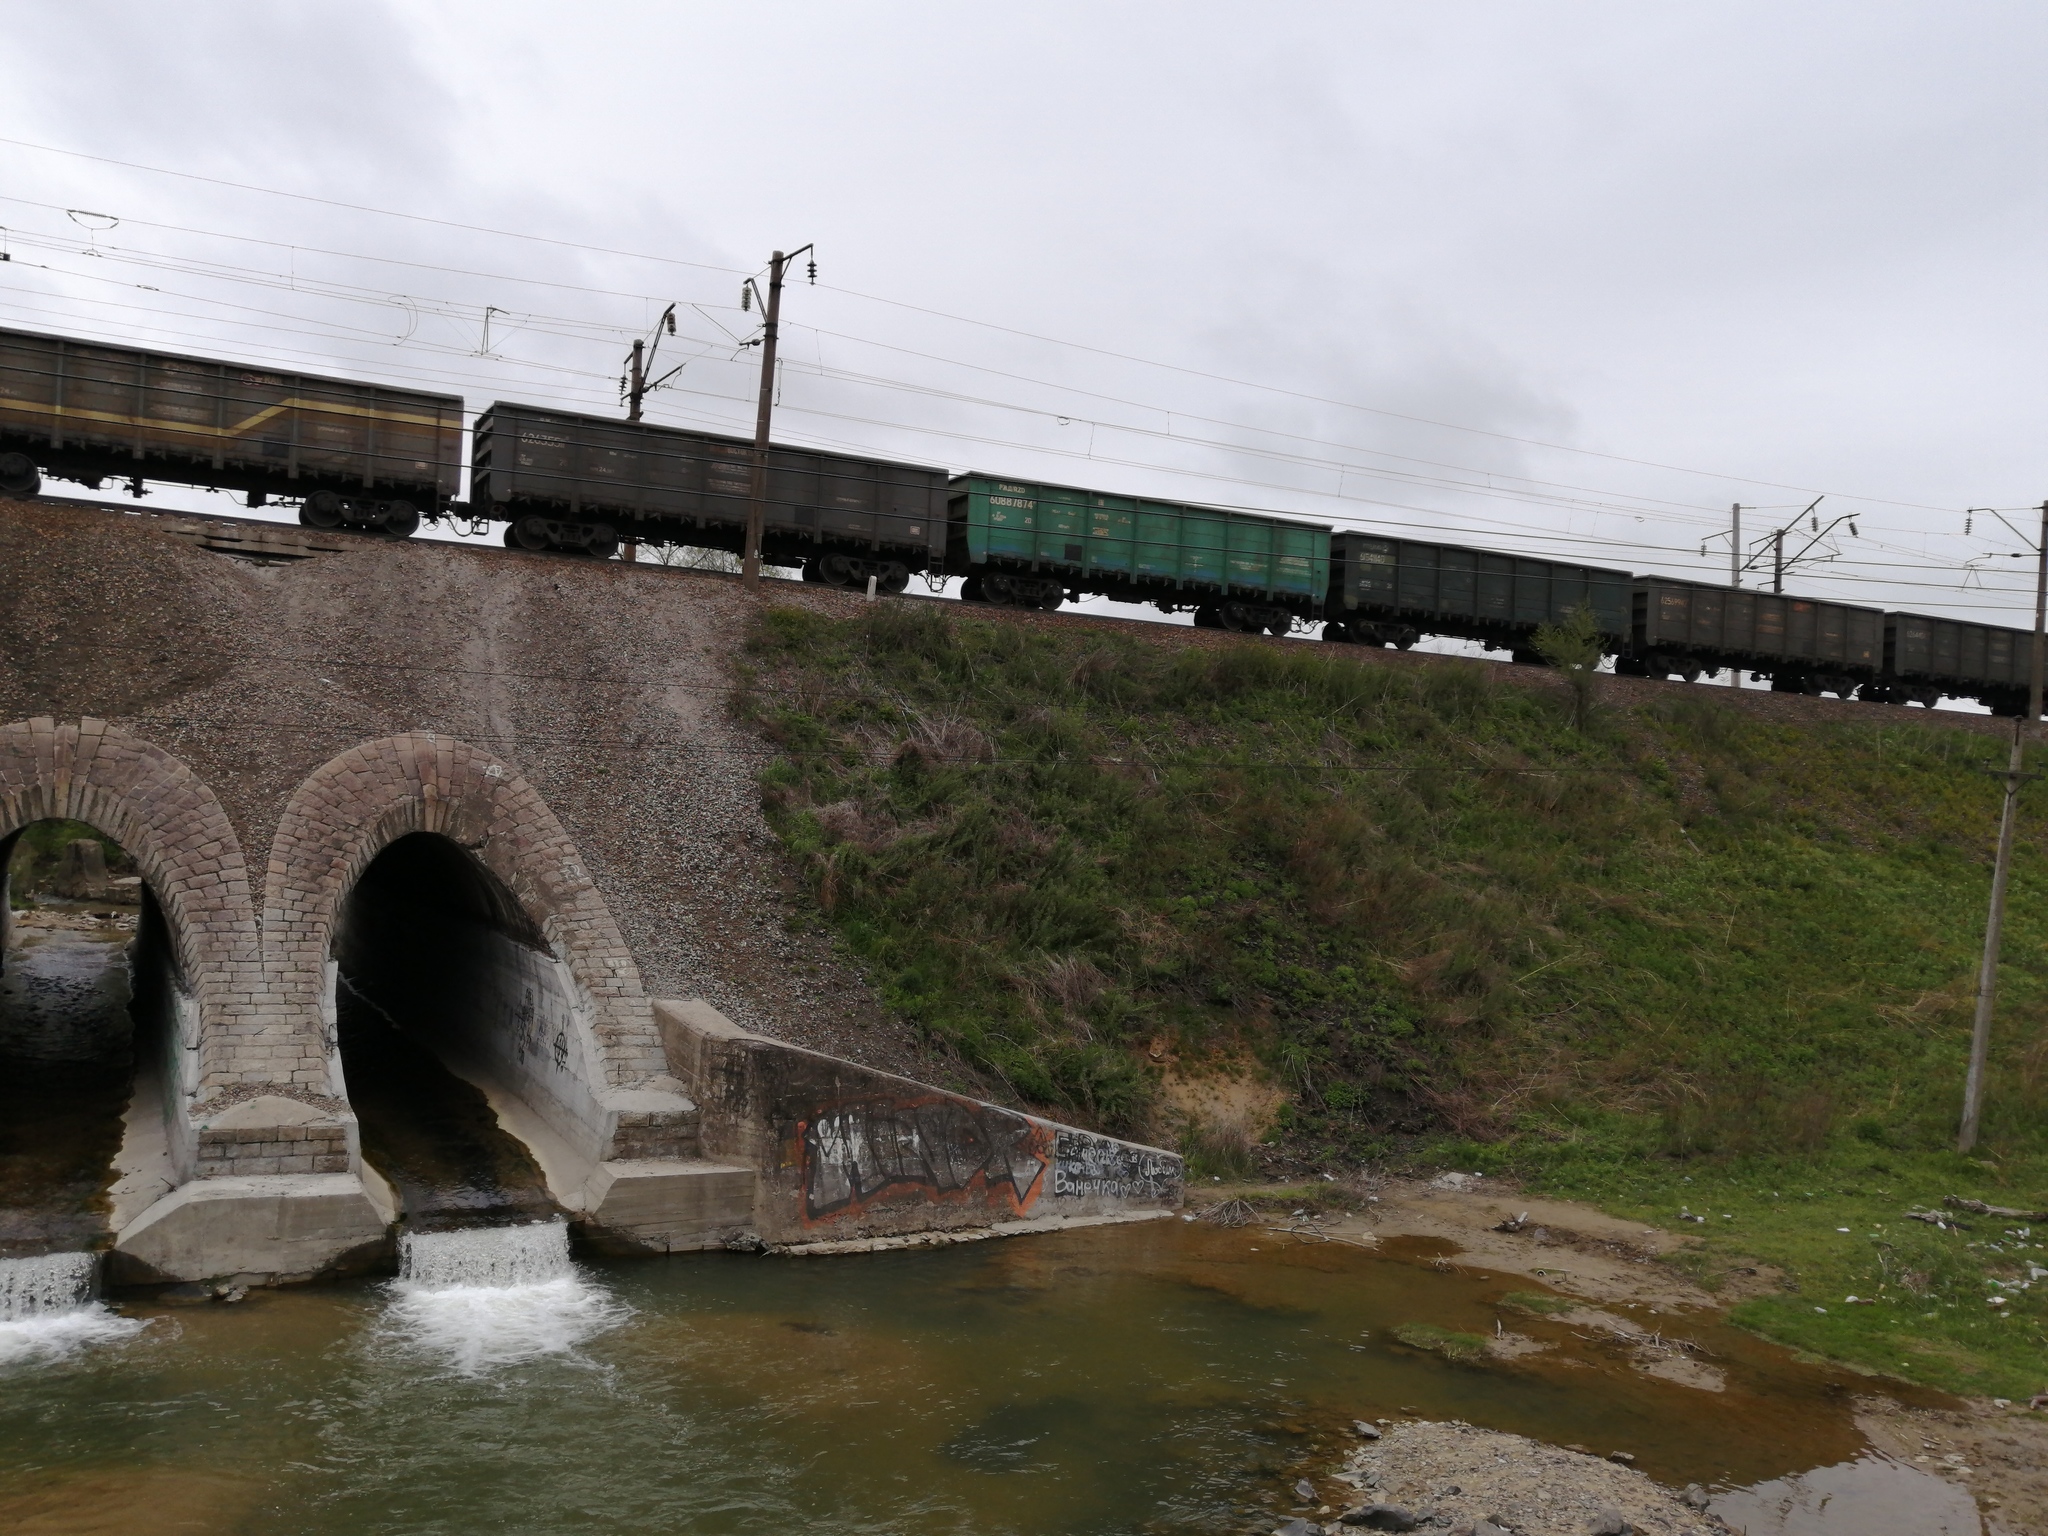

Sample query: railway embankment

[2,494,2044,1407]
[735,591,2048,1408]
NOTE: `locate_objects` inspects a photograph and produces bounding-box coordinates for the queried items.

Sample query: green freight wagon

[1877,611,2034,713]
[1325,532,1632,654]
[947,474,1329,631]
[0,324,462,536]
[1624,578,1882,695]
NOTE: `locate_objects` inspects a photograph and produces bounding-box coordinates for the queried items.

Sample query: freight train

[0,323,2028,713]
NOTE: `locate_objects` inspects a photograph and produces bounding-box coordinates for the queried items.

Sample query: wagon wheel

[816,554,858,588]
[877,562,911,596]
[959,574,985,602]
[302,490,345,529]
[1038,586,1063,611]
[1681,668,1703,684]
[0,452,41,497]
[1192,605,1224,629]
[512,516,553,551]
[381,501,420,540]
[1322,622,1351,644]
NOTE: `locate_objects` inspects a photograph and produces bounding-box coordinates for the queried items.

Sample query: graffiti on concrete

[801,1095,1050,1221]
[1050,1129,1181,1203]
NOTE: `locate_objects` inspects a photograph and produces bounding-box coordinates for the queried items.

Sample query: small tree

[1532,603,1604,730]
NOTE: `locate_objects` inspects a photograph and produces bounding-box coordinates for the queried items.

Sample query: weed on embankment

[737,602,2048,1393]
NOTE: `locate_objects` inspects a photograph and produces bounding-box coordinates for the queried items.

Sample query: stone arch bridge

[0,500,1179,1282]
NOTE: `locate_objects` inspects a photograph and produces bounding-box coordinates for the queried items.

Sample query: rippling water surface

[0,1221,1938,1535]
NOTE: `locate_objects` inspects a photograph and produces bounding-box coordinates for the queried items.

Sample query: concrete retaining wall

[656,999,1182,1247]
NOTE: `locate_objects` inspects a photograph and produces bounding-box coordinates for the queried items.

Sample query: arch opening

[0,820,175,1261]
[332,832,579,1232]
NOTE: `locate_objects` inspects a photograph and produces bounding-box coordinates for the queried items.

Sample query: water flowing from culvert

[383,1221,628,1375]
[0,1252,147,1366]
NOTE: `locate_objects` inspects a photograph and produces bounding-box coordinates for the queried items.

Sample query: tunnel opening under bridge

[331,831,596,1233]
[0,820,170,1261]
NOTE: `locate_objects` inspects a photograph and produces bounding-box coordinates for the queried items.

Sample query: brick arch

[263,733,667,1089]
[0,715,277,1094]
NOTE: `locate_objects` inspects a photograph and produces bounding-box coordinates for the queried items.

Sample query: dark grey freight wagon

[470,402,948,585]
[1878,612,2037,712]
[0,325,463,536]
[1624,578,1882,695]
[1323,532,1632,653]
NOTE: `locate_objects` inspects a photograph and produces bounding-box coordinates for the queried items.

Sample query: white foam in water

[0,1252,148,1367]
[385,1220,628,1374]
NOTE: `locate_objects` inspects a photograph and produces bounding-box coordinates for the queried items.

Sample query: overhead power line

[0,135,749,276]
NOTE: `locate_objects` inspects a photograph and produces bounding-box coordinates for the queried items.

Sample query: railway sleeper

[805,553,912,595]
[299,490,423,539]
[500,513,619,559]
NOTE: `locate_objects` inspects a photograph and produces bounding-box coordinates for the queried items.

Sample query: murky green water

[0,1219,1916,1536]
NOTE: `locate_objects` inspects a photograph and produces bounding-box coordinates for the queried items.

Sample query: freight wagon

[1876,612,2038,713]
[1620,577,1884,696]
[1323,533,1632,654]
[946,474,1329,629]
[0,325,462,536]
[471,402,948,583]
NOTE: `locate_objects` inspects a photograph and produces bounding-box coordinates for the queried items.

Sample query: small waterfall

[0,1251,97,1317]
[383,1220,628,1374]
[0,1252,146,1366]
[399,1221,574,1288]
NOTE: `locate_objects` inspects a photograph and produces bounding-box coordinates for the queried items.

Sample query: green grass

[737,601,2048,1392]
[1500,1290,1578,1316]
[1391,1322,1490,1361]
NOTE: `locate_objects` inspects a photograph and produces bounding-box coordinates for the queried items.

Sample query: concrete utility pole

[1730,504,1744,688]
[1959,497,2048,1152]
[742,244,813,589]
[626,339,645,422]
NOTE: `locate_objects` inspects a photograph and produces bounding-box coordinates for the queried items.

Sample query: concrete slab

[111,1174,388,1284]
[582,1159,756,1253]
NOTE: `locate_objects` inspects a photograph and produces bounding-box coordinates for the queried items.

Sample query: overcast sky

[5,2,2045,636]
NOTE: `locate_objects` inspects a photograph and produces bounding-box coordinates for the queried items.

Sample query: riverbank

[1215,1174,2048,1534]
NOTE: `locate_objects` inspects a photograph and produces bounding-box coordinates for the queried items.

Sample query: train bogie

[0,325,461,534]
[948,475,1328,626]
[472,403,946,583]
[1326,534,1630,654]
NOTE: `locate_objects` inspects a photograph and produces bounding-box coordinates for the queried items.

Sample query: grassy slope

[737,602,2048,1397]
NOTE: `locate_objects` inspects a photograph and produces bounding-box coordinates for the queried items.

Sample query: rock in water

[1274,1521,1318,1536]
[1340,1506,1419,1532]
[1353,1421,1383,1440]
[1295,1478,1318,1502]
[1681,1483,1711,1510]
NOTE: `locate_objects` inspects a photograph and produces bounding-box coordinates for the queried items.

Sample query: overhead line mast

[1958,498,2048,1153]
[741,245,815,589]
